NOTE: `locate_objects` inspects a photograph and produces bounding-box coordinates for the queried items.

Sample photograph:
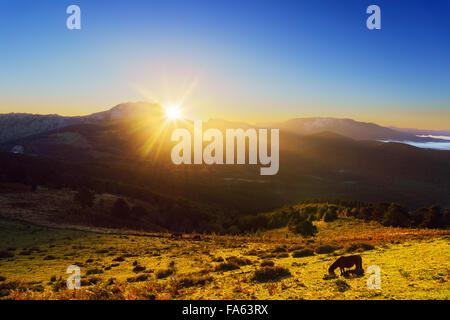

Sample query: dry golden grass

[0,214,448,300]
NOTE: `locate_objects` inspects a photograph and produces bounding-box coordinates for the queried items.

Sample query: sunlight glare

[164,104,182,120]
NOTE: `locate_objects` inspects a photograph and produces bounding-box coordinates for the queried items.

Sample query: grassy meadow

[0,216,448,300]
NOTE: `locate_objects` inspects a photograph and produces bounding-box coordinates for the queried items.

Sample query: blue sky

[0,0,449,129]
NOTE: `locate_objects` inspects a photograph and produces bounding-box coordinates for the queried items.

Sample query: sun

[164,104,182,120]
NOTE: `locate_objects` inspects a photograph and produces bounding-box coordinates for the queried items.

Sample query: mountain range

[0,102,162,144]
[0,102,445,145]
[0,102,449,211]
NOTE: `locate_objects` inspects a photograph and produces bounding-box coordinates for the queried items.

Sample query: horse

[328,255,363,276]
[342,268,365,278]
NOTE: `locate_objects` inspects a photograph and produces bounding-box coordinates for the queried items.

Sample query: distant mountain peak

[307,130,354,141]
[87,101,162,121]
[268,117,419,141]
[0,101,161,144]
[0,103,443,145]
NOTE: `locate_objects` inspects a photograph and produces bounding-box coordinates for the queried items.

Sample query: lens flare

[164,105,181,120]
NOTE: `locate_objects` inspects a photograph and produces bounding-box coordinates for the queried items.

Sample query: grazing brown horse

[328,255,363,276]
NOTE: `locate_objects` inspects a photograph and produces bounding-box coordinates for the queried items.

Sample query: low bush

[253,266,291,282]
[292,249,314,258]
[260,260,275,267]
[0,250,14,259]
[215,262,240,272]
[86,268,103,275]
[346,243,375,252]
[227,256,252,266]
[133,265,146,273]
[175,276,213,288]
[156,268,175,279]
[127,274,148,282]
[315,245,338,254]
[272,246,288,253]
[335,279,351,292]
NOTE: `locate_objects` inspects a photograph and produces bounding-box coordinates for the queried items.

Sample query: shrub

[73,188,95,208]
[267,207,292,229]
[175,276,213,288]
[421,205,444,228]
[261,260,275,267]
[227,225,240,235]
[156,268,175,279]
[51,279,67,292]
[252,266,291,282]
[292,249,314,258]
[382,203,410,227]
[238,214,270,232]
[322,209,338,222]
[357,207,373,221]
[335,279,351,292]
[346,243,375,252]
[227,256,252,266]
[215,262,240,272]
[111,198,130,218]
[212,256,224,262]
[288,217,318,237]
[444,208,450,227]
[0,250,14,259]
[273,252,289,258]
[86,268,103,275]
[411,207,427,226]
[246,249,260,256]
[112,256,125,262]
[272,246,288,253]
[127,274,148,282]
[315,245,339,254]
[348,208,358,217]
[133,265,146,273]
[81,277,100,286]
[131,205,148,216]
